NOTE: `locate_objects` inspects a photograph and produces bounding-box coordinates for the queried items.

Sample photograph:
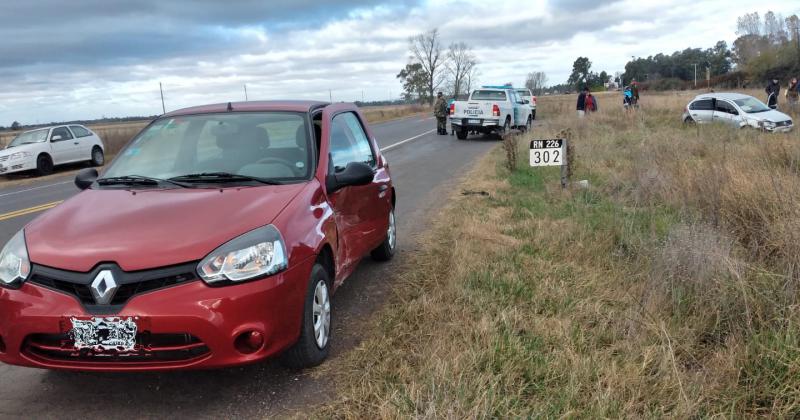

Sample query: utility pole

[159,82,166,114]
[329,89,332,102]
[244,84,248,101]
[361,90,364,103]
[693,64,697,88]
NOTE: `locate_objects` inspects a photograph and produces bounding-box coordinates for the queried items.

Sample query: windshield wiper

[96,175,192,188]
[168,172,283,185]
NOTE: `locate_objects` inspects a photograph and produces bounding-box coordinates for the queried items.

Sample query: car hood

[744,109,792,123]
[24,184,307,272]
[0,142,42,156]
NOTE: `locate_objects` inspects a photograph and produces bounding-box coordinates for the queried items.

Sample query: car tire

[525,116,532,132]
[280,263,332,369]
[371,208,396,261]
[36,154,54,176]
[90,147,104,166]
[456,128,468,140]
[497,118,510,140]
[683,117,695,125]
[532,110,536,120]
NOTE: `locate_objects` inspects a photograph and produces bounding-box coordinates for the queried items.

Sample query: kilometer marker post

[529,138,569,188]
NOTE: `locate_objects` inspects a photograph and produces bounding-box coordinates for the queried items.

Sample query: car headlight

[0,230,31,287]
[9,151,32,161]
[197,225,288,285]
[763,121,776,128]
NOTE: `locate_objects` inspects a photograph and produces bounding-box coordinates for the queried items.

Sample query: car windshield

[7,129,49,148]
[471,90,507,101]
[733,97,771,113]
[102,112,312,184]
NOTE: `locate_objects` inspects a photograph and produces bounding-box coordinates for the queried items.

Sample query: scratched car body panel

[0,100,397,371]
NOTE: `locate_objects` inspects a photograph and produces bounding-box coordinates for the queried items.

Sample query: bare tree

[409,29,446,105]
[764,11,788,44]
[525,71,548,95]
[444,42,477,100]
[737,12,762,36]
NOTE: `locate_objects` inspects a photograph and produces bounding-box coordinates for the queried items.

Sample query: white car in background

[682,93,793,133]
[0,125,105,176]
[516,88,537,120]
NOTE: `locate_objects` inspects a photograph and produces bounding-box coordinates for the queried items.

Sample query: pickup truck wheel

[36,154,54,176]
[525,116,532,132]
[456,128,468,140]
[90,147,104,166]
[497,118,510,140]
[532,110,536,120]
[280,263,331,368]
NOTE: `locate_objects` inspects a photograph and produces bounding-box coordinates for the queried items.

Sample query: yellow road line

[0,201,63,222]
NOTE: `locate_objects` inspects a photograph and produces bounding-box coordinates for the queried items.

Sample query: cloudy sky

[1,0,798,125]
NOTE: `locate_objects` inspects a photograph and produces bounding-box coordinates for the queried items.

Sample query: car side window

[690,99,713,111]
[329,112,376,173]
[716,101,738,115]
[51,127,74,141]
[69,125,92,138]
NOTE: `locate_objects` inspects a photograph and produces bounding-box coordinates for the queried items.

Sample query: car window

[471,90,507,101]
[689,99,713,111]
[104,112,312,182]
[329,112,375,173]
[715,101,738,115]
[51,127,74,141]
[69,125,92,138]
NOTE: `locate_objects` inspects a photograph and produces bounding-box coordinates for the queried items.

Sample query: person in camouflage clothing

[433,92,448,135]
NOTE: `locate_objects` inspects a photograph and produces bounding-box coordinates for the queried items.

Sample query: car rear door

[49,126,79,163]
[688,99,714,123]
[324,109,390,271]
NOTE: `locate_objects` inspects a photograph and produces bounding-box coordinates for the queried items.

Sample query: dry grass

[316,90,800,417]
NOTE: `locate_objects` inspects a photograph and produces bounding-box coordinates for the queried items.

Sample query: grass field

[317,90,800,417]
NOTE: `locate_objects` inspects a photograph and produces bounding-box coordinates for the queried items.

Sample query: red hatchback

[0,101,396,371]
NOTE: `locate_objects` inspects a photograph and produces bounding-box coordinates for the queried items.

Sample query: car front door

[49,126,78,163]
[324,110,389,273]
[713,100,742,127]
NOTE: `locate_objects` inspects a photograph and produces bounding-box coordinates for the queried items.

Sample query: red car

[0,101,396,371]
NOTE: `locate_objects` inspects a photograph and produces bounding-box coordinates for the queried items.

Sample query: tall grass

[317,90,800,417]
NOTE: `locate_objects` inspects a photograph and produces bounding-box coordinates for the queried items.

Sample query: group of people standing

[766,78,800,112]
[575,87,599,117]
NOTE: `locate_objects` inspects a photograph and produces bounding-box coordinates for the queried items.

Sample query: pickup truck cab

[0,125,105,176]
[516,88,537,120]
[449,86,532,140]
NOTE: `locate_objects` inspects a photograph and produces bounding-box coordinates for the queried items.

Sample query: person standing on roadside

[631,80,640,108]
[786,78,799,113]
[585,92,597,113]
[433,92,448,135]
[766,78,780,109]
[576,87,588,117]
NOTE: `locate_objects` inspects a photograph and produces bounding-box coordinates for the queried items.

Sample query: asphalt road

[0,114,498,419]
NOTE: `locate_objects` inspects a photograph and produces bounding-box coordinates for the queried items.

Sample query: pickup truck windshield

[7,129,49,148]
[103,112,312,184]
[471,90,507,101]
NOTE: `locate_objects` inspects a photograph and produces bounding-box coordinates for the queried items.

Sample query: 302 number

[532,150,560,164]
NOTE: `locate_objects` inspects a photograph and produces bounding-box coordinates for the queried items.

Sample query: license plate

[69,317,138,352]
[468,119,481,124]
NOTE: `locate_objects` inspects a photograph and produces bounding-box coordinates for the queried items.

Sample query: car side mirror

[326,162,374,193]
[75,168,98,190]
[51,135,62,142]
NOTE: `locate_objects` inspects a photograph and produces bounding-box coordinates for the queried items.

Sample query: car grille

[23,333,210,364]
[776,120,792,127]
[28,262,198,313]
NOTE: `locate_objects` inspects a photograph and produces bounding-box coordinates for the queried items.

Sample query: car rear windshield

[733,97,771,113]
[103,112,312,183]
[7,129,48,148]
[471,90,507,101]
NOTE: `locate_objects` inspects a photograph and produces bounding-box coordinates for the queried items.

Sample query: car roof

[19,124,86,134]
[162,100,331,118]
[692,92,751,101]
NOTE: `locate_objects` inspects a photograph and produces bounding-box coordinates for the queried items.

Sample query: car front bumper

[0,158,36,175]
[0,257,314,371]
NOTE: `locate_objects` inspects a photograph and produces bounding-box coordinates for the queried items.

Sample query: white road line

[380,129,436,152]
[0,180,72,198]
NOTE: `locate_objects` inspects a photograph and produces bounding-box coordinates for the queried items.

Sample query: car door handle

[74,142,79,145]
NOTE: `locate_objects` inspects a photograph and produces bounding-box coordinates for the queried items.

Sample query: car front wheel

[281,263,332,368]
[36,155,53,176]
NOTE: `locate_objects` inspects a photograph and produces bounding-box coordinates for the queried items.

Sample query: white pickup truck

[449,86,532,140]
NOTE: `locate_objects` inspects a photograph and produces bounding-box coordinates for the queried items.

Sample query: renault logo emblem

[90,270,118,305]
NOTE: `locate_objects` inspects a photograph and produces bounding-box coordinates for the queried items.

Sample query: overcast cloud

[1,0,798,124]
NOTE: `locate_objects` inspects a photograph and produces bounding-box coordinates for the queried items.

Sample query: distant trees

[397,63,430,104]
[732,10,800,81]
[444,42,477,99]
[10,121,21,131]
[525,72,548,95]
[622,41,731,87]
[408,29,446,105]
[566,57,610,90]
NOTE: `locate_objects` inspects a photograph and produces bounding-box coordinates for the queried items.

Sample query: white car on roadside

[516,88,537,120]
[0,125,105,176]
[682,93,793,133]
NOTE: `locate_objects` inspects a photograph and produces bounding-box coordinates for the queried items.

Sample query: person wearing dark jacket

[576,87,589,117]
[766,79,780,109]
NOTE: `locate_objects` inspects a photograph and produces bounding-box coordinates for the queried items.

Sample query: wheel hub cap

[387,211,396,250]
[312,280,331,349]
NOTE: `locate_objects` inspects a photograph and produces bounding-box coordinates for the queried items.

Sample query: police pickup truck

[449,86,532,140]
